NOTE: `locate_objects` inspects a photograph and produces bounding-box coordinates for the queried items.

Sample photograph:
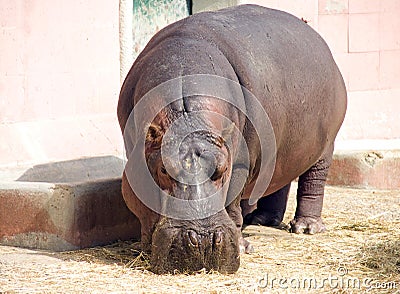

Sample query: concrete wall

[0,1,122,167]
[1,0,399,166]
[131,0,189,60]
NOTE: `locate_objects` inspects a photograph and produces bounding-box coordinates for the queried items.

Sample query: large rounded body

[118,4,347,273]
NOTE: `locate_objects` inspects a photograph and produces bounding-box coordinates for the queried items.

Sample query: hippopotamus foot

[290,144,333,235]
[289,216,326,234]
[242,184,290,230]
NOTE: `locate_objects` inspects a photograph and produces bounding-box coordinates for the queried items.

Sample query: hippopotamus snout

[150,212,240,274]
[186,228,223,248]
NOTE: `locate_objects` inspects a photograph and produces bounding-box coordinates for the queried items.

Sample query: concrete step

[328,140,400,189]
[329,149,400,190]
[0,156,140,251]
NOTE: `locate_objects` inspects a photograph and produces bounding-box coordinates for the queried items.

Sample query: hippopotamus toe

[289,216,326,235]
[239,236,254,254]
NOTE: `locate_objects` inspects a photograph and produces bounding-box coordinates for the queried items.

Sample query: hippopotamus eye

[160,166,167,175]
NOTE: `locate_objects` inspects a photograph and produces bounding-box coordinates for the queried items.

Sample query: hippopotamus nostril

[213,229,223,246]
[187,230,199,247]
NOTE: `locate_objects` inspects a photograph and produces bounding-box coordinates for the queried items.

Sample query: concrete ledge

[0,156,140,251]
[328,149,400,189]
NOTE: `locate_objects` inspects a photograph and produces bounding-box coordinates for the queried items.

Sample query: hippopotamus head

[144,115,241,274]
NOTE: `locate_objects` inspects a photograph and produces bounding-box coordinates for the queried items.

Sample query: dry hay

[1,184,399,293]
[61,241,151,270]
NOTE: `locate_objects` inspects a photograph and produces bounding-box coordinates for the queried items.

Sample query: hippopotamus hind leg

[242,184,290,230]
[289,144,334,234]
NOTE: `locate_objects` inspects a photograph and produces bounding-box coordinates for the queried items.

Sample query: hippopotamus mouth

[150,211,240,274]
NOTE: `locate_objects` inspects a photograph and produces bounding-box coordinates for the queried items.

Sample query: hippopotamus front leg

[289,144,333,234]
[226,195,254,254]
[226,165,254,254]
[121,172,159,253]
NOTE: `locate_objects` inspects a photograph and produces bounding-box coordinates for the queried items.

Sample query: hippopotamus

[117,4,347,274]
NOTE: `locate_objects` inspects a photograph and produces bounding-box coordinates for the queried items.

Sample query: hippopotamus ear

[145,123,164,152]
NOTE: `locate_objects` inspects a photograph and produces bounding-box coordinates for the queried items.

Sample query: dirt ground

[1,183,399,293]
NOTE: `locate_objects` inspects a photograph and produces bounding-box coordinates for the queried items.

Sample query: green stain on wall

[132,0,190,59]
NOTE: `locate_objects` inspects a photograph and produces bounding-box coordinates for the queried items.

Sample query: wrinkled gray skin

[118,5,347,274]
